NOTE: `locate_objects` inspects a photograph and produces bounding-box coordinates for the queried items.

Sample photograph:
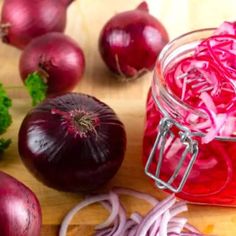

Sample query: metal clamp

[145,117,199,193]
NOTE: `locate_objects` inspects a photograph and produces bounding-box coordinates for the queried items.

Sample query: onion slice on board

[59,187,206,236]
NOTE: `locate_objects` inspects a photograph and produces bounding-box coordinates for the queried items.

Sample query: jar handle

[144,117,199,193]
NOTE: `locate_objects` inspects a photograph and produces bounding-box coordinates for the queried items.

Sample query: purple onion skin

[0,171,42,236]
[19,32,85,95]
[18,93,127,192]
[0,0,73,49]
[98,2,169,78]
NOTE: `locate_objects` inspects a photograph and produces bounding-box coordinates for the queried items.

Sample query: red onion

[0,0,74,49]
[19,32,85,105]
[0,170,42,236]
[98,1,169,79]
[18,93,126,192]
[59,187,205,236]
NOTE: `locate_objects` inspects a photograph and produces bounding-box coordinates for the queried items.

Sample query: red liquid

[143,90,236,205]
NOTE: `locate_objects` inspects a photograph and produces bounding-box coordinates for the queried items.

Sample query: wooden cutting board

[1,0,236,235]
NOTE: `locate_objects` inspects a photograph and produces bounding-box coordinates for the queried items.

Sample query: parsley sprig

[25,72,47,106]
[0,83,12,153]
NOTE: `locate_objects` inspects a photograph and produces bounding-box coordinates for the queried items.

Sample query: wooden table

[1,0,236,235]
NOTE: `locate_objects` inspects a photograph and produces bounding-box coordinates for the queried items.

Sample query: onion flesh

[59,187,205,236]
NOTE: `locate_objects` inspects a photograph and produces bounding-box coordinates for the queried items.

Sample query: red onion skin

[0,171,42,236]
[18,93,126,192]
[19,32,85,95]
[98,2,169,78]
[0,0,73,49]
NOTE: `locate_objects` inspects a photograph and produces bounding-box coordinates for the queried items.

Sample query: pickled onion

[165,21,236,143]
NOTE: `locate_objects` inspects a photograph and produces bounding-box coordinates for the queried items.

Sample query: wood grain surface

[1,0,236,235]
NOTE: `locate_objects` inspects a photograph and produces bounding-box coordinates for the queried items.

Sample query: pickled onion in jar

[143,22,236,205]
[165,22,236,142]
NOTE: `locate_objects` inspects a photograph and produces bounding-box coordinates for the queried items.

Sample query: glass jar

[143,28,236,206]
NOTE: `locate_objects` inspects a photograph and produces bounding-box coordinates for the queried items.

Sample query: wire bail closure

[145,117,199,193]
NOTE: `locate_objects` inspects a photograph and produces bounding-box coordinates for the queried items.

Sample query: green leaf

[0,83,12,154]
[25,72,48,106]
[0,83,12,135]
[0,138,11,154]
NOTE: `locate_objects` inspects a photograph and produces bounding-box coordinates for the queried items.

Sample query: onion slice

[59,187,206,236]
[135,194,176,235]
[59,194,111,236]
[95,192,120,230]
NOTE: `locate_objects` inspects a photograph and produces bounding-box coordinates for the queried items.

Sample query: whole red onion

[0,171,42,236]
[18,93,127,192]
[19,32,85,100]
[0,0,74,49]
[99,1,169,78]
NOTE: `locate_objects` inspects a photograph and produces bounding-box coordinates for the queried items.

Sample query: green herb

[0,83,12,153]
[0,138,11,153]
[25,72,48,106]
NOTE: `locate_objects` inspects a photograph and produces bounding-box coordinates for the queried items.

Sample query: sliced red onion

[150,216,161,236]
[122,219,137,233]
[97,199,127,236]
[166,22,236,143]
[149,200,188,236]
[59,194,111,236]
[170,201,188,217]
[95,220,119,236]
[161,202,188,235]
[98,201,120,236]
[168,218,188,234]
[59,187,205,236]
[112,203,127,236]
[95,201,120,236]
[184,222,202,234]
[95,192,120,230]
[130,212,143,224]
[135,194,176,235]
[127,225,139,236]
[94,228,112,236]
[159,210,171,236]
[168,224,186,235]
[199,92,217,113]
